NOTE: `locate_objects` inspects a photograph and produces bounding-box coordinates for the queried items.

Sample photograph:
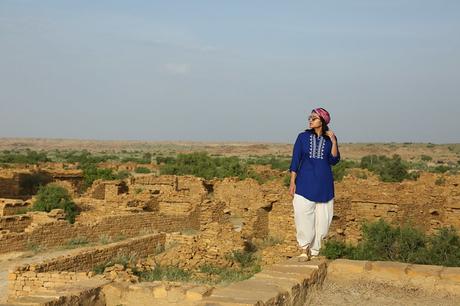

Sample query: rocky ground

[306,277,459,306]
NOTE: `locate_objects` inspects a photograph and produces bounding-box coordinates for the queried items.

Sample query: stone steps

[199,257,327,306]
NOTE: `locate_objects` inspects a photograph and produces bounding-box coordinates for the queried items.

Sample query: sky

[0,1,459,144]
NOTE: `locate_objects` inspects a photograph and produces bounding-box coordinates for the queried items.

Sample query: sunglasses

[308,116,320,121]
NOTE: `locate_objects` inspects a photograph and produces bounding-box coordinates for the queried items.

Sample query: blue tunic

[289,130,340,202]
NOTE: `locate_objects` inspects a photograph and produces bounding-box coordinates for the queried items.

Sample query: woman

[289,107,340,260]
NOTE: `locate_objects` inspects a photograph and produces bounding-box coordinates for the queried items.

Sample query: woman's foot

[297,247,311,262]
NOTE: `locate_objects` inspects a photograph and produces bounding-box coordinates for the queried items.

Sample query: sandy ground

[306,277,459,306]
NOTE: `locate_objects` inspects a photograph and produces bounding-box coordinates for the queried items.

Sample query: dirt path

[306,277,459,306]
[0,248,85,303]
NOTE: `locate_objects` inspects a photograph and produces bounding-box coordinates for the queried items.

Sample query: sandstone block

[368,261,409,282]
[406,264,442,280]
[152,285,168,298]
[326,259,371,282]
[440,267,460,283]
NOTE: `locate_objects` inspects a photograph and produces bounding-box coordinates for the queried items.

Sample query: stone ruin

[0,168,459,304]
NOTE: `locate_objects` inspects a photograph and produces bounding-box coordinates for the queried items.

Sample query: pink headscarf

[313,108,330,125]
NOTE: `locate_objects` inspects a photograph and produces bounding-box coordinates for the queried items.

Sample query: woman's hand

[325,130,336,142]
[326,130,339,157]
[289,171,297,196]
[289,182,296,196]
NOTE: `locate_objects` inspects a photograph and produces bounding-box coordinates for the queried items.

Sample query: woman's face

[308,112,322,129]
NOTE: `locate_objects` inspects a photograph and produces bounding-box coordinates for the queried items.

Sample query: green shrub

[156,156,176,164]
[431,165,450,173]
[114,170,130,179]
[32,184,79,223]
[198,264,260,284]
[321,240,353,259]
[420,155,432,161]
[360,155,414,182]
[226,250,258,268]
[423,227,460,267]
[160,152,249,180]
[136,265,192,282]
[247,155,291,171]
[333,160,358,181]
[80,164,117,190]
[321,220,460,267]
[0,149,49,164]
[135,167,151,174]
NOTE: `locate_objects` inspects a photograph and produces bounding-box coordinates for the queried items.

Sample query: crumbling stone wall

[0,215,32,233]
[0,198,30,216]
[0,173,21,198]
[86,180,107,200]
[8,233,165,299]
[0,211,199,254]
[329,173,460,243]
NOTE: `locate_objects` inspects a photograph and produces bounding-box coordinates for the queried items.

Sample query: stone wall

[0,174,21,198]
[8,233,165,299]
[0,210,199,254]
[86,180,107,200]
[0,214,32,233]
[0,198,30,216]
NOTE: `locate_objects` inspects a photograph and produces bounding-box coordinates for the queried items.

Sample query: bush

[0,149,49,164]
[134,167,151,174]
[80,164,117,190]
[114,170,130,179]
[423,227,460,267]
[226,250,258,268]
[136,265,192,282]
[332,160,359,181]
[431,165,450,173]
[421,155,432,161]
[32,184,79,223]
[360,155,414,182]
[160,152,249,180]
[247,155,291,171]
[321,220,460,267]
[198,264,260,284]
[320,240,353,259]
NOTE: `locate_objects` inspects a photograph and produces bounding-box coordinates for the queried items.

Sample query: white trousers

[292,194,334,256]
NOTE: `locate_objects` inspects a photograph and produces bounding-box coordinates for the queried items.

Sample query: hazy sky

[1,1,459,143]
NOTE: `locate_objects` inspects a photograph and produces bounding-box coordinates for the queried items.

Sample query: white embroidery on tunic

[308,134,325,159]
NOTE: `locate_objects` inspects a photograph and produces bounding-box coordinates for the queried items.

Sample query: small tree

[33,184,79,223]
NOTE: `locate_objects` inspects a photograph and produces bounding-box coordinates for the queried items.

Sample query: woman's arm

[326,130,340,165]
[288,134,303,196]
